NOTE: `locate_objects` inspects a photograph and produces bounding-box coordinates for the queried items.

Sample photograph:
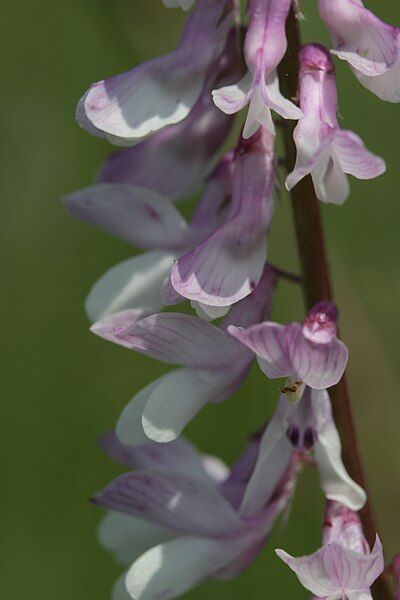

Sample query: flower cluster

[66,0,398,598]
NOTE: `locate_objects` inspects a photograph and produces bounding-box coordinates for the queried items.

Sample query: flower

[240,388,366,517]
[318,0,400,103]
[91,266,278,445]
[162,0,195,10]
[285,44,386,205]
[64,153,235,322]
[276,501,384,599]
[170,127,276,316]
[94,431,302,600]
[212,0,302,136]
[228,301,349,404]
[77,0,235,144]
[96,28,241,201]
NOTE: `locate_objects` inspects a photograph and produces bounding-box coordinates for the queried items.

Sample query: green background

[2,0,399,598]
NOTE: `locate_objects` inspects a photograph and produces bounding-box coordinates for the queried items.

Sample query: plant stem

[278,8,393,599]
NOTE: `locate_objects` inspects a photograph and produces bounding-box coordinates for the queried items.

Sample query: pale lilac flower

[229,301,349,404]
[286,44,386,205]
[163,0,195,10]
[240,388,366,517]
[97,84,233,201]
[170,127,276,316]
[318,0,400,103]
[64,154,234,322]
[276,501,384,599]
[91,266,278,445]
[213,0,302,136]
[77,0,235,144]
[94,432,302,600]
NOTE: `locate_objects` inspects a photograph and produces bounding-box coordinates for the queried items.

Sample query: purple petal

[286,45,338,193]
[276,538,384,596]
[318,0,399,77]
[91,309,149,347]
[99,90,233,200]
[228,322,293,379]
[93,471,243,537]
[100,431,222,485]
[333,130,386,180]
[110,313,246,368]
[170,129,275,307]
[64,184,187,249]
[288,323,349,389]
[78,0,234,143]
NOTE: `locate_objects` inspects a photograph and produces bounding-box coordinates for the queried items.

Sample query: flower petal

[288,323,349,389]
[142,366,248,443]
[98,512,172,566]
[93,471,243,536]
[99,88,233,200]
[112,573,130,600]
[163,0,195,10]
[312,389,366,510]
[333,130,386,180]
[91,309,149,347]
[238,394,293,517]
[318,0,399,76]
[79,0,234,143]
[212,71,253,115]
[228,322,293,379]
[86,252,173,322]
[353,45,400,102]
[311,150,350,206]
[113,313,245,368]
[100,431,219,485]
[116,381,158,447]
[64,184,187,249]
[170,129,275,307]
[263,71,303,121]
[125,536,240,600]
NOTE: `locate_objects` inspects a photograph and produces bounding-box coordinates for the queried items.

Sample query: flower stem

[278,8,393,599]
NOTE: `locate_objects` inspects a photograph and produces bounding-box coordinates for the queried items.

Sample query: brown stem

[278,8,393,599]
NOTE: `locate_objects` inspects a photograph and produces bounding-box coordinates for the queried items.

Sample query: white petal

[112,573,131,600]
[239,396,292,517]
[98,512,172,566]
[142,366,246,442]
[312,389,366,511]
[116,381,159,446]
[212,71,253,115]
[125,536,240,600]
[85,252,174,322]
[191,301,230,321]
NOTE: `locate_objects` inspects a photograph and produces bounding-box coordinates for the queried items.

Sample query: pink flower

[318,0,400,103]
[276,501,384,599]
[169,127,276,316]
[77,0,235,144]
[94,432,302,599]
[91,266,278,444]
[286,44,386,205]
[212,0,302,136]
[228,301,349,403]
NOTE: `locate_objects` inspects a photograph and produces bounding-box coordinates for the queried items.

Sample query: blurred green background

[1,0,399,598]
